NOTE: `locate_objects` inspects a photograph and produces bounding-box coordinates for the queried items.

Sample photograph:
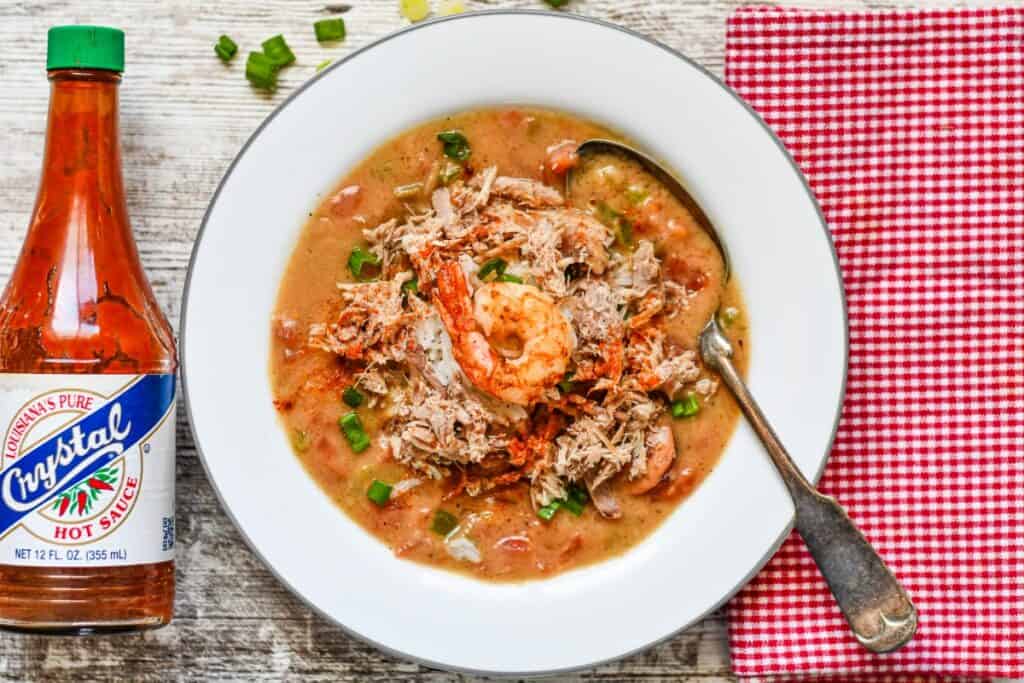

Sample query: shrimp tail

[434,262,496,382]
[434,262,475,336]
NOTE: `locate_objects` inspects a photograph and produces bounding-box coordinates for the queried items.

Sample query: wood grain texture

[0,0,991,680]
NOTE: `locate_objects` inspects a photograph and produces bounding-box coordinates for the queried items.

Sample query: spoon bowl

[571,138,731,281]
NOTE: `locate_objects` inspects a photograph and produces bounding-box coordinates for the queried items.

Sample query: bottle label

[0,374,175,567]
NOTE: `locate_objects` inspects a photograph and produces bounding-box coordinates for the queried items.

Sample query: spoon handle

[700,322,917,653]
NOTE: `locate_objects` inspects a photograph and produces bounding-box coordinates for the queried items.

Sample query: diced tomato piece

[545,141,579,175]
[499,109,526,128]
[329,184,362,216]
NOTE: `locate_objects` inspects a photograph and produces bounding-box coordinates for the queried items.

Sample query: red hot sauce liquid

[0,69,176,632]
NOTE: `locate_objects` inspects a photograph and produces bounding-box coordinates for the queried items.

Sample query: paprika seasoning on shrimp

[0,26,177,633]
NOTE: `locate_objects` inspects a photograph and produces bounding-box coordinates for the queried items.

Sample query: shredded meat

[561,280,625,389]
[489,176,565,207]
[308,274,425,364]
[551,390,663,489]
[385,376,517,479]
[362,166,611,298]
[309,166,713,504]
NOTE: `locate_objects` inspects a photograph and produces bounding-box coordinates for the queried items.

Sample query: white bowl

[182,10,846,675]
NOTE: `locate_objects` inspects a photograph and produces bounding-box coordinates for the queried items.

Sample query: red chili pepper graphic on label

[87,477,113,491]
[77,490,87,514]
[58,496,70,516]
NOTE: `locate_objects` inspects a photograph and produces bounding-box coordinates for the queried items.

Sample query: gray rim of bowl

[180,8,850,678]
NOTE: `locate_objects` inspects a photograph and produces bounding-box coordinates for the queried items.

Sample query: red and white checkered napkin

[724,6,1024,679]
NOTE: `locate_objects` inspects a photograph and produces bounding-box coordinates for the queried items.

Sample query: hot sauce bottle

[0,26,177,632]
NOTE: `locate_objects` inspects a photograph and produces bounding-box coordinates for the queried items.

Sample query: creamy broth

[270,108,748,581]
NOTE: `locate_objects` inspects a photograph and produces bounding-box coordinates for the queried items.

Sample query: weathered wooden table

[0,0,959,679]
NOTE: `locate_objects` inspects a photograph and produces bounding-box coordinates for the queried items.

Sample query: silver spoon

[569,139,918,654]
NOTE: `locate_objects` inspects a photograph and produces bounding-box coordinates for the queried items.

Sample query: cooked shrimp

[434,262,572,405]
[627,418,677,495]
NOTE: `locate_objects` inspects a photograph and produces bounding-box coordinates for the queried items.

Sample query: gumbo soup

[270,108,748,581]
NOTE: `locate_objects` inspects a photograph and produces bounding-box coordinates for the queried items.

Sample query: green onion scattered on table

[399,0,431,22]
[348,246,381,281]
[437,0,465,15]
[545,0,571,7]
[245,52,278,90]
[430,510,458,536]
[215,35,238,62]
[367,480,392,506]
[437,130,471,161]
[671,393,701,419]
[316,59,333,72]
[342,386,364,408]
[339,412,371,453]
[262,35,296,67]
[314,18,346,43]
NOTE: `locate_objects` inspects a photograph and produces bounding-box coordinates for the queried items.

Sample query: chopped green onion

[537,500,561,521]
[402,276,419,296]
[399,0,431,22]
[314,18,346,42]
[720,306,740,326]
[393,181,424,199]
[594,201,618,223]
[316,59,333,72]
[290,429,310,453]
[568,484,589,506]
[618,219,634,248]
[438,0,465,15]
[544,0,571,6]
[430,509,459,536]
[671,393,701,419]
[367,480,392,506]
[347,246,381,281]
[497,273,523,284]
[625,185,649,205]
[262,34,296,67]
[245,52,278,91]
[215,35,238,62]
[439,160,463,185]
[342,386,364,408]
[478,258,507,281]
[339,412,371,453]
[557,372,577,394]
[437,130,471,161]
[561,496,585,516]
[594,202,634,248]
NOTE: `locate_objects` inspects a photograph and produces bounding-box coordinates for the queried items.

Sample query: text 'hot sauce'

[0,26,177,633]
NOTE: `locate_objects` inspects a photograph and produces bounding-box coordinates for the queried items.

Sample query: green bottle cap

[47,26,124,72]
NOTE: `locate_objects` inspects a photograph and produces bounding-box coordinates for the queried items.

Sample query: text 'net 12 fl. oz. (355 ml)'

[0,26,177,633]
